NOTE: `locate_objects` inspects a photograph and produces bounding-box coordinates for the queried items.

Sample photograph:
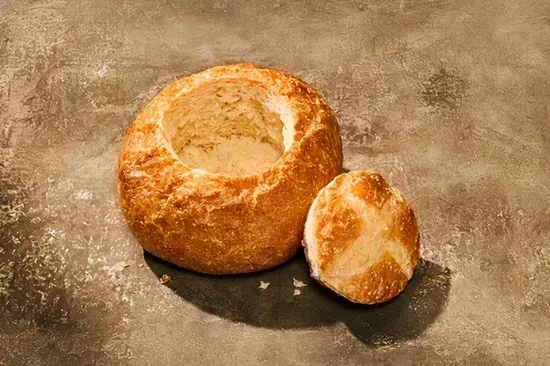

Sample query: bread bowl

[118,63,343,274]
[303,171,420,304]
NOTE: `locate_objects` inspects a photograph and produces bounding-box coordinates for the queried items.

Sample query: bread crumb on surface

[108,261,130,274]
[116,261,130,269]
[293,289,301,296]
[293,278,307,288]
[159,274,172,285]
[258,281,270,290]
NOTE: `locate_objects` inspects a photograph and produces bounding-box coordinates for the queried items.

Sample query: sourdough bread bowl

[303,171,420,304]
[118,64,343,274]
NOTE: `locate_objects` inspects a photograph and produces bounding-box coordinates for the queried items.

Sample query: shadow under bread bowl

[118,63,343,274]
[303,171,420,304]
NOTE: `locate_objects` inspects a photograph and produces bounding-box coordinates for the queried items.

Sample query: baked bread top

[304,171,420,304]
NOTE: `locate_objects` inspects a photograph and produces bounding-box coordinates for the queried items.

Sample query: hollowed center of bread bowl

[161,78,295,176]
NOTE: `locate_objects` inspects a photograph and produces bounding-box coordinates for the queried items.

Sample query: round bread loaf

[118,63,343,274]
[303,171,420,304]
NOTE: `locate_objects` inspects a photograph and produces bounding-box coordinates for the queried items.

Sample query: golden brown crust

[314,185,364,273]
[303,171,420,304]
[118,63,343,274]
[340,253,410,304]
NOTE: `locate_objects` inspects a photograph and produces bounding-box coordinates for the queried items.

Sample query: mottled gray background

[1,0,549,364]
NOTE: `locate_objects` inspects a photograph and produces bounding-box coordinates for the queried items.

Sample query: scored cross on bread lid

[303,171,420,304]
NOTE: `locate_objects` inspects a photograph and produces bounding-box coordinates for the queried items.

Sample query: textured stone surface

[0,0,548,364]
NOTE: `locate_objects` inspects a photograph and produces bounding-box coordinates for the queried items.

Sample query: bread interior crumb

[162,78,294,176]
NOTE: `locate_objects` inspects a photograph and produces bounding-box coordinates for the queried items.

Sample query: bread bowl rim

[143,63,325,182]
